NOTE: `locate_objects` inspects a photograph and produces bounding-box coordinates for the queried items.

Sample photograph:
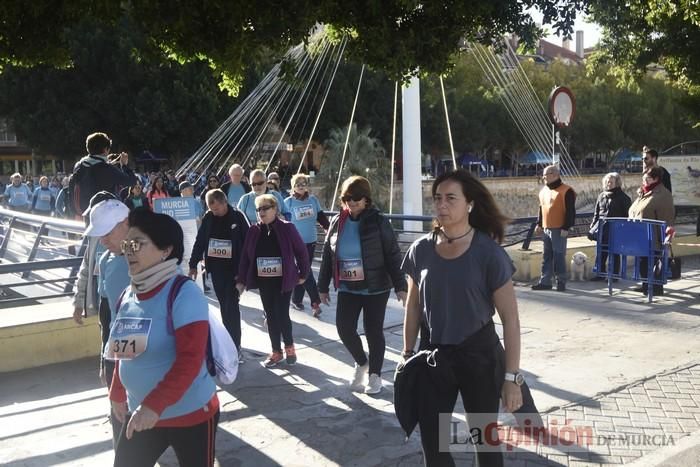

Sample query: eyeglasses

[252,181,266,187]
[295,182,309,188]
[256,205,275,213]
[341,194,364,202]
[120,239,150,255]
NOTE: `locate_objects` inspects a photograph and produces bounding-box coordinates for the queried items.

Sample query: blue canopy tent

[609,148,642,171]
[518,151,553,165]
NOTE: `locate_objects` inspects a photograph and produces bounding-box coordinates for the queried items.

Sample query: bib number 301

[104,318,152,360]
[339,259,365,281]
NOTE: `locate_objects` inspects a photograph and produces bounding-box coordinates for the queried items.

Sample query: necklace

[440,226,473,244]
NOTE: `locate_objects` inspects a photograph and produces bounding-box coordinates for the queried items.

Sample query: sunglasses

[295,182,309,188]
[120,239,150,255]
[252,181,266,187]
[341,194,364,202]
[256,205,275,213]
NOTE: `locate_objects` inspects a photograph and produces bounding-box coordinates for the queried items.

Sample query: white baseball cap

[84,200,129,237]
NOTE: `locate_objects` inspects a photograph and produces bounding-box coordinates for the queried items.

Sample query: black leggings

[259,282,293,351]
[114,411,219,467]
[335,291,390,375]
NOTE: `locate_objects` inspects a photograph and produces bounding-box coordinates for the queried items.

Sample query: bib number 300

[104,318,152,360]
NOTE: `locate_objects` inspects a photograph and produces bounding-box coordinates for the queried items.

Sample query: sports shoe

[556,283,566,292]
[531,283,552,290]
[285,345,297,365]
[350,362,369,390]
[263,351,284,368]
[311,303,322,318]
[290,302,304,311]
[365,373,383,394]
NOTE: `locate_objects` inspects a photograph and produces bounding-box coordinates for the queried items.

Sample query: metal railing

[1,204,696,306]
[0,208,86,306]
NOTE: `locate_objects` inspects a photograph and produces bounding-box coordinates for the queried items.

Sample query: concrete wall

[0,316,99,373]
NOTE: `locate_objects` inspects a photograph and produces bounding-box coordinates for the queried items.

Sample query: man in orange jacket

[532,165,576,292]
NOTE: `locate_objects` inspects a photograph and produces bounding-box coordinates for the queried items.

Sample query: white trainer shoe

[350,362,369,390]
[365,373,382,395]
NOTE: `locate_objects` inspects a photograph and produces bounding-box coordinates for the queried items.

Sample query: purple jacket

[238,219,310,293]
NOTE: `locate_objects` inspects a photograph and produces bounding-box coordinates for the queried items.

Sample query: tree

[0,17,235,161]
[318,124,391,210]
[0,1,587,94]
[588,1,700,105]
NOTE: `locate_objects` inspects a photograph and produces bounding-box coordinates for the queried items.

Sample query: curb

[626,430,700,467]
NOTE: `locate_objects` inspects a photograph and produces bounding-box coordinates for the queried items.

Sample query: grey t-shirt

[401,230,515,345]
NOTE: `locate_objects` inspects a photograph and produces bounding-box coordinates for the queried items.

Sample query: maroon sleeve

[109,361,127,403]
[142,321,209,415]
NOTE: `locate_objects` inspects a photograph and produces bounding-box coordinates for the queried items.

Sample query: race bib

[39,193,51,202]
[14,192,26,202]
[293,205,315,221]
[104,317,152,360]
[339,259,365,282]
[208,238,232,259]
[257,257,283,277]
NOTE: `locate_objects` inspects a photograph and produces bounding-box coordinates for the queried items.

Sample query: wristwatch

[505,371,525,386]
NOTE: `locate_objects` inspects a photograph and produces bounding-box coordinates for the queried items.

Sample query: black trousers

[210,270,241,350]
[418,320,541,427]
[335,291,390,375]
[99,298,122,446]
[419,325,504,467]
[114,411,219,467]
[292,242,321,306]
[259,282,293,351]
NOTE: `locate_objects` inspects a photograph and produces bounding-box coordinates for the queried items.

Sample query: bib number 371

[104,317,152,361]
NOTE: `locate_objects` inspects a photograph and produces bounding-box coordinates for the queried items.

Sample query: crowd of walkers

[11,131,683,467]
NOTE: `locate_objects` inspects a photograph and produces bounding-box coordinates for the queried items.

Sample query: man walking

[532,165,576,292]
[189,189,249,360]
[220,164,251,207]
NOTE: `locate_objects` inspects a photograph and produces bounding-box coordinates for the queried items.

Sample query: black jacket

[74,154,136,212]
[317,207,407,294]
[589,187,632,238]
[189,206,249,277]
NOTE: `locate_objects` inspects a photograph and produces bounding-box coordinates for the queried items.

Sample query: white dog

[570,252,588,281]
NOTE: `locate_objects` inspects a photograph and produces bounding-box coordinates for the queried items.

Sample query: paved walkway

[1,258,700,466]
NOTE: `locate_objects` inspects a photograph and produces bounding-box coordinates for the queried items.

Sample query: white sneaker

[350,362,369,390]
[365,373,382,395]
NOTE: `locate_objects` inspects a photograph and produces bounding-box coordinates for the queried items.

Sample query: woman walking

[236,194,309,367]
[318,176,407,395]
[401,169,522,467]
[284,173,329,317]
[108,208,218,467]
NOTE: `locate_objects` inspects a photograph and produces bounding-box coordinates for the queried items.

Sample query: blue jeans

[540,228,567,286]
[292,243,321,306]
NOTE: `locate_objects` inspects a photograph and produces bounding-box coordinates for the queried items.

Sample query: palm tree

[318,123,391,210]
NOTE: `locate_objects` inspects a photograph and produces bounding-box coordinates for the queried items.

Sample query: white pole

[402,77,423,232]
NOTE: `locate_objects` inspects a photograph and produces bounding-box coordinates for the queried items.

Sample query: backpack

[114,275,239,386]
[67,157,106,217]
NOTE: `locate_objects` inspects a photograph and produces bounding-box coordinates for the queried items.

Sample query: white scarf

[130,258,178,294]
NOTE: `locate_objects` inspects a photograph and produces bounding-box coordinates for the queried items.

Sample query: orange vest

[539,183,571,229]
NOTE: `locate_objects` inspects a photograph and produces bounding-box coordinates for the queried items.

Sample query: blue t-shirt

[32,187,54,212]
[284,195,322,244]
[337,218,378,295]
[237,190,289,224]
[226,184,246,206]
[5,184,32,208]
[114,277,215,418]
[97,251,131,318]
